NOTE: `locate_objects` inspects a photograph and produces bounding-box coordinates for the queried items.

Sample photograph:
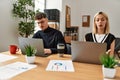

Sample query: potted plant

[100,52,118,78]
[24,45,37,64]
[12,0,35,37]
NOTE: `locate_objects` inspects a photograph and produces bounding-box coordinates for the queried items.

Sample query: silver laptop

[18,37,49,57]
[71,41,107,64]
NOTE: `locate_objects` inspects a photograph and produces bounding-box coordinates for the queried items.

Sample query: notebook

[71,41,107,64]
[18,37,49,57]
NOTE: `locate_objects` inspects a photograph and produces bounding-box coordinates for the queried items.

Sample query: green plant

[24,45,37,56]
[12,0,35,37]
[100,52,118,68]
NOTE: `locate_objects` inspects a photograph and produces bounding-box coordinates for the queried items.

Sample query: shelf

[64,26,79,43]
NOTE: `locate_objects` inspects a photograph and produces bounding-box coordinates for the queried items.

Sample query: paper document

[46,60,74,72]
[0,62,37,80]
[0,54,17,63]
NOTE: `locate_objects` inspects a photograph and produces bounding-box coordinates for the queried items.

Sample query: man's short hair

[35,12,47,20]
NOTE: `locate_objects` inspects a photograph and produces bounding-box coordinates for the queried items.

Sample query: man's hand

[44,49,52,54]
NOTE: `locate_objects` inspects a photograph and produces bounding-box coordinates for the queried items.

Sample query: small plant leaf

[24,44,36,56]
[100,52,118,68]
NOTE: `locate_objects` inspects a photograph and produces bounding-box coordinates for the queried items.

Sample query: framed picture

[82,15,90,27]
[65,5,71,28]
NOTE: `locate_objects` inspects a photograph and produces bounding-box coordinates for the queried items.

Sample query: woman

[85,12,115,54]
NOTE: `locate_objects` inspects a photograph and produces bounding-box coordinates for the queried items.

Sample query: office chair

[114,38,120,59]
[66,43,71,54]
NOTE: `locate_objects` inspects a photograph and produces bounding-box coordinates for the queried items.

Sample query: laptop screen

[71,41,107,64]
[18,37,49,57]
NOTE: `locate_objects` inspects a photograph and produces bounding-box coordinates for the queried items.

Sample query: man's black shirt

[33,27,67,53]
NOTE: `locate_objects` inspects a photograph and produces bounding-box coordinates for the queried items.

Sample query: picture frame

[82,15,90,27]
[65,5,71,28]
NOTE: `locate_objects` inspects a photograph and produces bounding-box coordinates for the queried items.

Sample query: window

[34,0,46,33]
[35,0,46,12]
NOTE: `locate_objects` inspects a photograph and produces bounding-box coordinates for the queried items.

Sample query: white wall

[46,0,62,11]
[0,0,19,52]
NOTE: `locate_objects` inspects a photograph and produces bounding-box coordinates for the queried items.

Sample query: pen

[65,66,67,71]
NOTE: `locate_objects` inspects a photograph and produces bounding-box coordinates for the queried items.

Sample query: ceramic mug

[9,45,19,54]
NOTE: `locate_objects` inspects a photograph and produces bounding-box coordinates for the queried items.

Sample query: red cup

[9,45,19,54]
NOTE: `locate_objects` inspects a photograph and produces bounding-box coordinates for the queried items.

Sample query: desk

[0,51,120,80]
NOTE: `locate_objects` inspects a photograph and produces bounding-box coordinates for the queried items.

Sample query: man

[33,12,67,54]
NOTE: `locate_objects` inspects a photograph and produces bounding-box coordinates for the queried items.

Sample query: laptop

[18,37,49,57]
[71,41,107,65]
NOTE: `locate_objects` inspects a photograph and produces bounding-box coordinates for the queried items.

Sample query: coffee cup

[57,43,65,57]
[9,45,19,54]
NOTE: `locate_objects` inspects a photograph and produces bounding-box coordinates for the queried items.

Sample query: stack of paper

[0,54,17,63]
[0,62,36,80]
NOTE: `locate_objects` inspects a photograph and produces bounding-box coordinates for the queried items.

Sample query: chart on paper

[46,60,74,72]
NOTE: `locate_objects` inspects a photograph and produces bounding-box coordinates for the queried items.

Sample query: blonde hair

[93,12,110,34]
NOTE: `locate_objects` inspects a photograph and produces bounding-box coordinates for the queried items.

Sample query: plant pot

[102,65,116,78]
[25,56,35,64]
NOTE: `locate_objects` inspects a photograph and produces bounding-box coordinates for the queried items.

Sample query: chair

[66,43,71,54]
[114,38,120,59]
